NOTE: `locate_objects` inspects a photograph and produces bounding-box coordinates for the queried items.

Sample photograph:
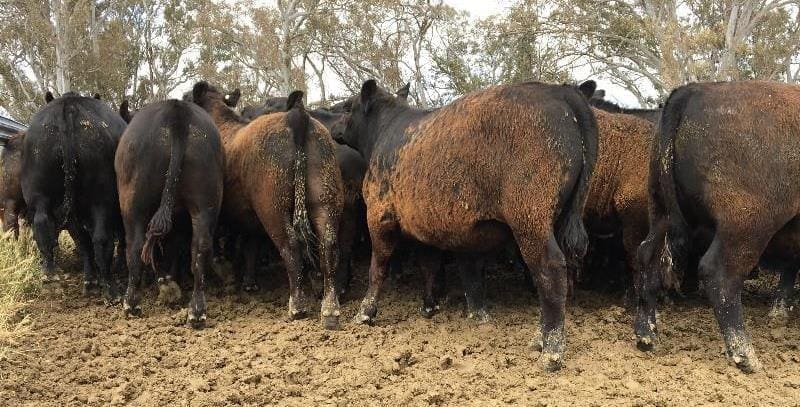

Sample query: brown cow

[579,81,655,291]
[335,80,597,371]
[186,82,345,329]
[636,81,800,373]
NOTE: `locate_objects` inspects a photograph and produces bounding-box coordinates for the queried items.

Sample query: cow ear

[578,80,597,99]
[192,81,210,103]
[286,90,304,111]
[593,89,606,99]
[361,80,378,114]
[395,83,410,100]
[93,93,101,100]
[45,91,54,104]
[224,88,241,107]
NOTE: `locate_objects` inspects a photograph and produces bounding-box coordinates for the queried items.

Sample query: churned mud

[1,255,798,406]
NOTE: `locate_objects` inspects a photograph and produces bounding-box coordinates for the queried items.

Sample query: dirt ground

[1,254,799,407]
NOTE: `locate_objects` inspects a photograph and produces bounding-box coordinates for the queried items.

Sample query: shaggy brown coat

[189,83,345,329]
[583,108,654,280]
[337,80,597,371]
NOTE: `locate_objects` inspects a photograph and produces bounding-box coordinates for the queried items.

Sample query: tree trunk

[52,0,71,93]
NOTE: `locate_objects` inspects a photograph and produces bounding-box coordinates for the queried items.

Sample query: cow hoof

[123,302,142,318]
[352,312,374,325]
[42,273,61,283]
[288,295,309,320]
[529,335,544,352]
[187,312,207,329]
[103,292,122,306]
[636,335,655,351]
[420,304,439,318]
[157,280,183,306]
[540,352,563,372]
[467,309,492,325]
[82,280,99,296]
[730,352,762,374]
[768,300,790,322]
[322,315,340,330]
[243,283,260,293]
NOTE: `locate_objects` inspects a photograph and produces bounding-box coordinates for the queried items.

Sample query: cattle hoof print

[540,352,563,372]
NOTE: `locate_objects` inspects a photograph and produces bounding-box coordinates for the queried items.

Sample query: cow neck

[360,104,431,163]
[208,102,247,142]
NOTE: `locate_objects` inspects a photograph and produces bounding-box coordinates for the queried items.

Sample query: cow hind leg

[311,209,341,330]
[123,223,146,317]
[516,230,569,372]
[186,209,215,328]
[91,209,120,304]
[156,233,183,307]
[418,247,444,318]
[241,236,260,292]
[67,224,98,295]
[700,231,770,373]
[769,266,798,321]
[353,216,398,325]
[268,224,310,320]
[31,203,59,281]
[457,254,490,324]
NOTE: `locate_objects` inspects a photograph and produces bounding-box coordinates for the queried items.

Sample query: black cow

[22,91,127,302]
[636,81,800,373]
[115,100,224,327]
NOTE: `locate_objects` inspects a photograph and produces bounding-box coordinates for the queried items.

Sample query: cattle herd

[0,78,797,375]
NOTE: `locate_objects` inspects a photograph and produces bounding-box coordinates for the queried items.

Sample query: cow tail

[285,91,316,260]
[644,87,692,290]
[58,102,79,228]
[557,90,599,271]
[141,101,189,266]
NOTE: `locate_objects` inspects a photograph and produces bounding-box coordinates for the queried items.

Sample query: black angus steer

[636,81,800,373]
[335,80,597,371]
[115,100,224,327]
[22,92,127,302]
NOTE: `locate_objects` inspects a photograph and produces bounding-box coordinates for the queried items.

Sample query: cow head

[335,79,398,153]
[395,83,411,101]
[224,89,241,108]
[44,91,54,104]
[578,80,597,100]
[186,81,226,109]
